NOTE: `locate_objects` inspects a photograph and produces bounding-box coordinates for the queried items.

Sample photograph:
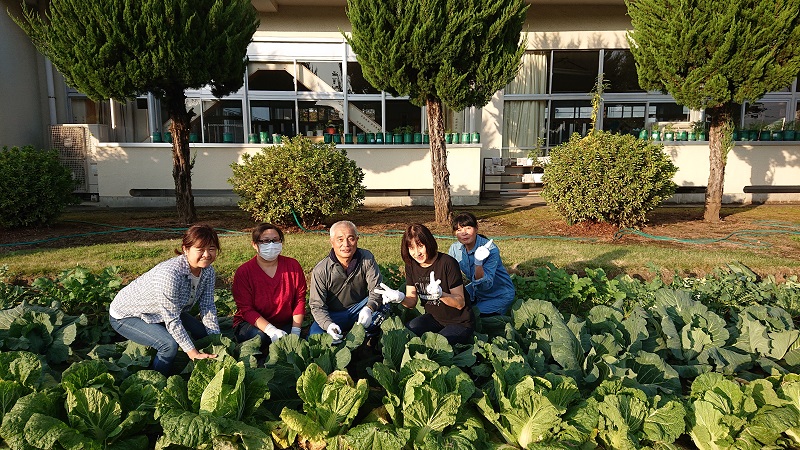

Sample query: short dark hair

[400,223,438,265]
[176,224,220,254]
[251,223,284,243]
[452,212,478,231]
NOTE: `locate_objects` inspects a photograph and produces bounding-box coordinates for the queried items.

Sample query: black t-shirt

[405,252,473,327]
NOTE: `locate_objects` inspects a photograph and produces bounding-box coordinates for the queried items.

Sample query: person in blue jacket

[447,212,516,316]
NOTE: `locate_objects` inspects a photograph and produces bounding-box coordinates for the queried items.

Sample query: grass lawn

[1,203,800,286]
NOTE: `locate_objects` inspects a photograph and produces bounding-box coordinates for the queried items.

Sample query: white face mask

[258,242,282,261]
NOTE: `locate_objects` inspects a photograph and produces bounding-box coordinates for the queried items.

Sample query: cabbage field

[0,262,799,449]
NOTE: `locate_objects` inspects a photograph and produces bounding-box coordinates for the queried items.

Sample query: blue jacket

[447,235,515,315]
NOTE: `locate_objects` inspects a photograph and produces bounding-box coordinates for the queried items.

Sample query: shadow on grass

[514,248,629,278]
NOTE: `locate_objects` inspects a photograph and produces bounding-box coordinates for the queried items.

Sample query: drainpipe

[147,92,158,140]
[44,58,57,125]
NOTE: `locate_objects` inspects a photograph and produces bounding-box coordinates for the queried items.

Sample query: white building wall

[0,0,48,148]
[92,142,483,207]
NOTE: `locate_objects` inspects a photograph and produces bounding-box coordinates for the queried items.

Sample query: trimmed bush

[0,145,79,228]
[229,136,365,227]
[541,131,678,228]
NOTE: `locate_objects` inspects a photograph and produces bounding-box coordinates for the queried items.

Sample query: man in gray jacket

[308,220,386,342]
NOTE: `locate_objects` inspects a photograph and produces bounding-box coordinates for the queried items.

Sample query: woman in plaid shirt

[109,224,221,374]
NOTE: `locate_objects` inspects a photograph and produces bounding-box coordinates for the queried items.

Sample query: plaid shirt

[109,254,220,353]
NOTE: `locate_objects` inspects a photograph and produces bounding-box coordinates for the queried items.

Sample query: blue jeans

[308,298,368,336]
[109,313,208,375]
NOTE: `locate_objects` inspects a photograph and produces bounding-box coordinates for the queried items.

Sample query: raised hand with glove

[374,282,405,303]
[263,323,287,343]
[473,239,494,266]
[426,271,443,299]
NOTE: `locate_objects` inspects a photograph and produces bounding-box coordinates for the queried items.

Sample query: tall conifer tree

[626,0,800,222]
[345,0,528,224]
[12,0,258,224]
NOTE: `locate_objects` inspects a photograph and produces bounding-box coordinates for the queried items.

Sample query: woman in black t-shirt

[396,223,474,345]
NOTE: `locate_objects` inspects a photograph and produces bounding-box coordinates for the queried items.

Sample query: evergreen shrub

[0,145,79,228]
[229,136,365,227]
[541,131,678,228]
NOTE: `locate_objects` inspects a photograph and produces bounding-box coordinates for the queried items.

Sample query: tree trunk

[165,91,197,224]
[426,98,453,225]
[703,104,732,223]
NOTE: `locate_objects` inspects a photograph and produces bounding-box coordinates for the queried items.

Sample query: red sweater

[232,255,307,328]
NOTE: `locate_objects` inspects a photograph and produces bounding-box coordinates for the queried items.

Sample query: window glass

[185,98,203,142]
[299,101,343,136]
[603,102,646,136]
[298,61,344,93]
[203,99,244,143]
[506,52,548,95]
[347,62,381,94]
[549,100,592,145]
[385,100,422,134]
[250,100,296,139]
[603,50,643,92]
[647,102,690,131]
[743,101,788,130]
[552,51,599,93]
[69,98,110,125]
[503,100,547,150]
[248,63,295,91]
[348,101,382,134]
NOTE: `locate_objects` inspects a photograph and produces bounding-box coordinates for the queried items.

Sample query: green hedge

[229,136,365,227]
[541,131,678,228]
[0,145,79,228]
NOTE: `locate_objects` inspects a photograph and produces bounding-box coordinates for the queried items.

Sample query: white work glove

[474,239,494,266]
[290,326,301,336]
[263,323,287,343]
[375,282,405,303]
[357,306,373,328]
[426,272,443,298]
[326,323,343,343]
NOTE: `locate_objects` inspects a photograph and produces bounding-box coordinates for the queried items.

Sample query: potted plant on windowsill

[663,123,675,141]
[394,125,413,144]
[785,120,797,141]
[768,122,784,141]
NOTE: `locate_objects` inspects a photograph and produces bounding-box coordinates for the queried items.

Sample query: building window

[346,62,381,94]
[551,51,599,93]
[298,61,344,92]
[647,103,690,130]
[744,101,788,130]
[549,100,592,145]
[203,99,244,143]
[250,100,295,139]
[248,63,295,91]
[385,99,422,134]
[503,100,547,151]
[603,103,646,136]
[298,101,342,136]
[347,100,382,134]
[69,98,110,125]
[503,52,548,150]
[603,50,643,93]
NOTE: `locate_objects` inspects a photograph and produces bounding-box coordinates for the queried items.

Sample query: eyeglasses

[257,238,282,244]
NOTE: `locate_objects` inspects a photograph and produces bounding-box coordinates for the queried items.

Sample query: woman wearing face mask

[232,223,306,346]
